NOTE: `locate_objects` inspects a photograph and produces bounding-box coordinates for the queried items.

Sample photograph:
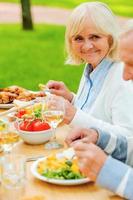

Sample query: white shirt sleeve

[70,108,133,136]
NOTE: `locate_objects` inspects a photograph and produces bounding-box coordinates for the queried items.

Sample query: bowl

[17,129,53,145]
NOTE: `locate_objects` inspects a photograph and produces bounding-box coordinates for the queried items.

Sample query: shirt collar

[84,58,113,81]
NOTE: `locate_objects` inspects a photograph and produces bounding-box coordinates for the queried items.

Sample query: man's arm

[72,142,133,200]
[97,156,133,200]
[65,126,133,166]
[96,129,133,166]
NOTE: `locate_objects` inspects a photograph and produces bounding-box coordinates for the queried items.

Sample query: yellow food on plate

[38,83,47,91]
[37,152,84,180]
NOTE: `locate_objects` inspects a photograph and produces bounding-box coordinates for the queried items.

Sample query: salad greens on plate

[37,152,85,180]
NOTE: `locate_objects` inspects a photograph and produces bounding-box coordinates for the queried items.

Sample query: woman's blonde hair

[65,2,120,65]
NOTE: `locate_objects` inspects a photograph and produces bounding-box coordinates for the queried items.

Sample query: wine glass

[42,95,64,149]
[0,119,20,154]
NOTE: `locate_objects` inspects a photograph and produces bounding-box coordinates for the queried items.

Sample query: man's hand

[72,142,107,181]
[65,128,99,146]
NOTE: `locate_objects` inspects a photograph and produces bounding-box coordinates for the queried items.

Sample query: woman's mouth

[81,50,99,55]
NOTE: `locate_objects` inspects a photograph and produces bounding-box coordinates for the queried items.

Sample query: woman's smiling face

[71,19,111,68]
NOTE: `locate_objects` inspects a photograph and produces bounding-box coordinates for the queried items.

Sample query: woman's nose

[82,41,93,50]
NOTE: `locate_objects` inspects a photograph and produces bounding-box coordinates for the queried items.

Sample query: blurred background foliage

[0,0,132,92]
[0,24,83,92]
[0,0,133,17]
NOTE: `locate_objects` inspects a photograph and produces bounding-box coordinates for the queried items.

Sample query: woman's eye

[90,35,100,40]
[74,36,83,41]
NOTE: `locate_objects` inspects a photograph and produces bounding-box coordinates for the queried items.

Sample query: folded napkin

[56,147,75,160]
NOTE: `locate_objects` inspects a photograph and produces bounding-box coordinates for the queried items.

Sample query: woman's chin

[84,59,98,66]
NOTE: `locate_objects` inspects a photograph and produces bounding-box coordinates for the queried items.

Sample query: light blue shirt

[97,156,133,200]
[74,58,114,111]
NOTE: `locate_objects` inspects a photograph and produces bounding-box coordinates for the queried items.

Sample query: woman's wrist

[64,102,76,124]
[67,92,74,103]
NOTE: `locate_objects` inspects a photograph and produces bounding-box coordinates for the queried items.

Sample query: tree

[21,0,33,30]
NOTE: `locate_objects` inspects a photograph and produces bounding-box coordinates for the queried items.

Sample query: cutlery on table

[0,98,44,117]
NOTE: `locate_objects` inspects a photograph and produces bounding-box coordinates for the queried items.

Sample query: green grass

[0,24,83,92]
[0,0,133,17]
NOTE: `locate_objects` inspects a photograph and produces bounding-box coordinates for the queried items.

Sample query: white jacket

[70,62,133,137]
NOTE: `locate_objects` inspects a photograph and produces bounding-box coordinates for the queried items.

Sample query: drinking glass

[43,95,64,149]
[0,153,26,200]
[0,119,20,154]
[0,119,6,153]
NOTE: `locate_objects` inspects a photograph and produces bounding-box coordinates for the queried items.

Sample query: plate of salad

[31,149,90,185]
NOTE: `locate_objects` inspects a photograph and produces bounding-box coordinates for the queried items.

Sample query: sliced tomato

[32,119,50,131]
[19,119,50,132]
[16,109,27,118]
[19,120,33,131]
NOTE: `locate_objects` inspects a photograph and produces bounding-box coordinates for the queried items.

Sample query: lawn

[0,0,133,17]
[0,24,83,92]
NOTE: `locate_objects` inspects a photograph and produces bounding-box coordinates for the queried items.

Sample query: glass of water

[1,153,26,200]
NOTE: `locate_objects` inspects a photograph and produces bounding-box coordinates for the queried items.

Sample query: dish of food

[15,102,50,132]
[31,150,90,185]
[0,103,14,109]
[0,85,45,107]
[13,102,52,145]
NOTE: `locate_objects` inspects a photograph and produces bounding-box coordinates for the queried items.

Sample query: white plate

[31,157,90,185]
[0,103,14,109]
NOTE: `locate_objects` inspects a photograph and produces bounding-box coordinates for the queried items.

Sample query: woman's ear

[108,35,113,47]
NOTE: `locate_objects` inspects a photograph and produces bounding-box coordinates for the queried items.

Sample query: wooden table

[0,118,124,200]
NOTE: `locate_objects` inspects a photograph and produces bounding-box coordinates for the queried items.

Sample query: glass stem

[50,127,56,142]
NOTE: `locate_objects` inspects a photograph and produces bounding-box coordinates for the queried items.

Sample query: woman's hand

[65,128,99,146]
[64,98,77,124]
[72,142,107,181]
[45,95,77,124]
[46,80,73,102]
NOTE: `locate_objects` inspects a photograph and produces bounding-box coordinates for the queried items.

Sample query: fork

[0,98,43,117]
[26,155,44,162]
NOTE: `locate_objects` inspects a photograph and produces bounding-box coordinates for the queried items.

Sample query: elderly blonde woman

[68,20,133,200]
[46,2,133,138]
